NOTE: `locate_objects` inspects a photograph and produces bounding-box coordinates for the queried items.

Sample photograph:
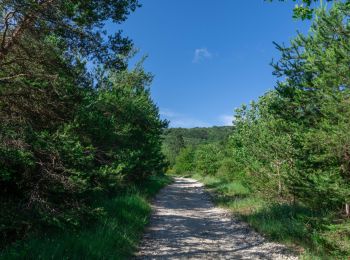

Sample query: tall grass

[192,173,350,259]
[0,175,172,260]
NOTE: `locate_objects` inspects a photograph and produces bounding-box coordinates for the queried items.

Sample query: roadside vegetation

[1,175,171,259]
[2,0,350,259]
[165,2,350,258]
[0,0,169,258]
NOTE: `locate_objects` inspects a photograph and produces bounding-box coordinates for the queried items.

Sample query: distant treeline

[162,126,232,165]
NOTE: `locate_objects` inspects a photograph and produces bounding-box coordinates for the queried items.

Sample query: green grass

[191,173,350,259]
[193,174,263,213]
[243,205,350,259]
[0,175,172,260]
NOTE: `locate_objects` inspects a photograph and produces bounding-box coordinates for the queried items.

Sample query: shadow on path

[135,178,297,260]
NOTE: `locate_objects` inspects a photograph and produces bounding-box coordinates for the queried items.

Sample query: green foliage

[0,64,167,246]
[268,0,336,20]
[0,0,167,251]
[0,175,172,260]
[163,126,231,166]
[221,1,350,211]
[162,132,185,166]
[194,143,224,175]
[166,2,350,257]
[173,147,195,174]
[230,3,350,256]
[197,172,350,258]
[269,2,350,209]
[164,126,232,147]
[164,127,233,181]
[0,0,140,78]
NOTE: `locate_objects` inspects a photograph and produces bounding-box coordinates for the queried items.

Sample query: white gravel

[135,178,298,260]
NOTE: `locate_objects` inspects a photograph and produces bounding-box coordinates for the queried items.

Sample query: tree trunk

[276,163,282,198]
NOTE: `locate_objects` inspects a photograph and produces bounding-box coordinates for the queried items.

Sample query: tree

[270,2,350,210]
[229,93,295,199]
[195,143,223,175]
[226,2,350,210]
[0,0,139,78]
[268,0,337,19]
[173,147,195,174]
[0,1,168,244]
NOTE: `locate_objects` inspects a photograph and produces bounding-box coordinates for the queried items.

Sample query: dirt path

[135,178,298,259]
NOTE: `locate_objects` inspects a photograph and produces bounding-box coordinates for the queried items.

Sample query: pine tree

[271,2,350,211]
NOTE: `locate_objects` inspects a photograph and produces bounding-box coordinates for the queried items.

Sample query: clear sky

[109,0,310,128]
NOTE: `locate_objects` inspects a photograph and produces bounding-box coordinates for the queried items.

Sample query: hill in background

[162,126,232,165]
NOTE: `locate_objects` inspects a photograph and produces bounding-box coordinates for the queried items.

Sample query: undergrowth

[191,173,350,259]
[0,175,172,260]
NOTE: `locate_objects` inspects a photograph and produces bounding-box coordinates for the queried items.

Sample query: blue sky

[110,0,311,128]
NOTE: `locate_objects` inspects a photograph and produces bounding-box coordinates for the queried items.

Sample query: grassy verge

[0,175,172,260]
[191,174,350,259]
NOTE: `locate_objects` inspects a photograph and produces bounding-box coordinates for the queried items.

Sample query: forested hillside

[162,126,232,166]
[167,2,350,258]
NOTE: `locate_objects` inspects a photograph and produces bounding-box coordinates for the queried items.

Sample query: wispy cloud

[160,109,210,128]
[219,114,235,126]
[193,48,212,63]
[159,109,179,118]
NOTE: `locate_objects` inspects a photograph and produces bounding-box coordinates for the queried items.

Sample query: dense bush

[194,143,223,176]
[229,2,350,210]
[0,0,167,247]
[173,147,195,175]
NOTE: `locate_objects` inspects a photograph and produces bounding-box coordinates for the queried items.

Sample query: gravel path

[135,178,298,259]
